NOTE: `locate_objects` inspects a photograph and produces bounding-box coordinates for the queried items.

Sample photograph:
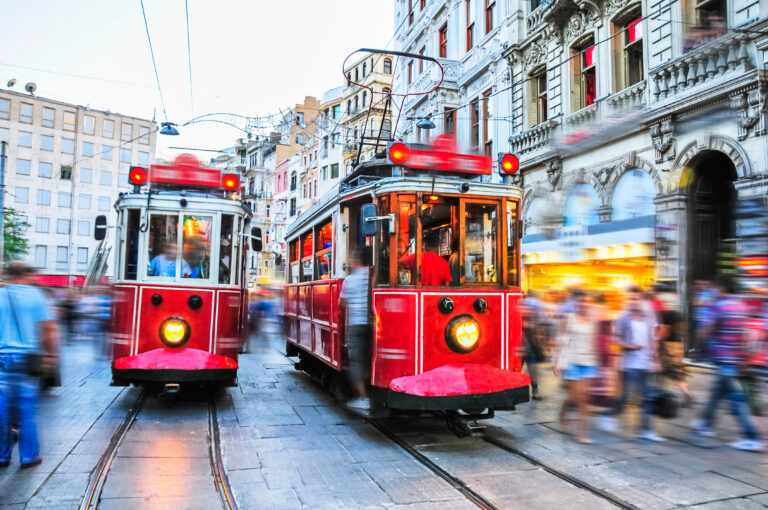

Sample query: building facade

[394,0,768,307]
[0,88,157,283]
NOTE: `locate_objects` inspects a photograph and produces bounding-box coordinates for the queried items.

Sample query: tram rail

[78,389,238,510]
[368,418,639,510]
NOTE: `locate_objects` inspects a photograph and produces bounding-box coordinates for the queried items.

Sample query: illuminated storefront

[522,170,657,293]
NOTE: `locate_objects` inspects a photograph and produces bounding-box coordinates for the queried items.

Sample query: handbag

[5,287,48,378]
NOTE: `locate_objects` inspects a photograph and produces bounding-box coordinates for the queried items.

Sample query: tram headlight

[445,314,480,354]
[159,317,191,348]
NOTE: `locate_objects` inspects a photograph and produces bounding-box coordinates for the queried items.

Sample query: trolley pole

[0,140,7,276]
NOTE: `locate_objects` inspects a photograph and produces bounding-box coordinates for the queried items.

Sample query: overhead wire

[184,0,197,147]
[139,0,169,122]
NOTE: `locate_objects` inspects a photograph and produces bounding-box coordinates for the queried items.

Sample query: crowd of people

[522,274,766,451]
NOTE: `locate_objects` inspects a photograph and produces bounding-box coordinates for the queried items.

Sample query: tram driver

[148,240,192,278]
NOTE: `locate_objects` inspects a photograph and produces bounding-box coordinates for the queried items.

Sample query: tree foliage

[3,207,30,265]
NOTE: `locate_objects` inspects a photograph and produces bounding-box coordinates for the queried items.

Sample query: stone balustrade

[649,32,753,103]
[526,5,545,32]
[607,80,647,109]
[565,102,599,125]
[509,119,557,155]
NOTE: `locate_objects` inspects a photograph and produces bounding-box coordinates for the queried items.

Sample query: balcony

[649,31,754,105]
[565,103,599,126]
[607,80,647,110]
[509,119,558,156]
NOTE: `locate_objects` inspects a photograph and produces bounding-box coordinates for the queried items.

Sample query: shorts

[563,364,598,381]
[345,324,370,383]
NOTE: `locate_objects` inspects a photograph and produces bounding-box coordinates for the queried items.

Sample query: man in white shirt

[339,250,370,411]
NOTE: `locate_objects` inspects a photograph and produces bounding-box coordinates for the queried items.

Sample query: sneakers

[728,439,765,452]
[637,430,665,442]
[347,397,371,411]
[20,458,42,469]
[690,419,716,437]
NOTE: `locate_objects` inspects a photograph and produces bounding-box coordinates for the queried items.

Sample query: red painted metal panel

[298,285,311,317]
[421,292,504,374]
[215,291,242,361]
[506,293,524,372]
[371,291,419,388]
[312,282,331,323]
[135,286,215,356]
[112,285,137,360]
[286,286,297,316]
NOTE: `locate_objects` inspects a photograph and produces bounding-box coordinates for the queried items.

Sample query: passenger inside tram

[148,240,192,278]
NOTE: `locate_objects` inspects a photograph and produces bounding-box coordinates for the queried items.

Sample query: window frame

[466,0,474,51]
[19,103,33,124]
[83,115,95,135]
[485,0,495,34]
[482,88,493,157]
[63,111,76,131]
[103,119,115,139]
[42,107,55,128]
[470,98,480,152]
[439,24,448,58]
[0,98,9,120]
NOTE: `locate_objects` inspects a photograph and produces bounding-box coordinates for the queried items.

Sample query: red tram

[284,137,530,416]
[104,154,254,388]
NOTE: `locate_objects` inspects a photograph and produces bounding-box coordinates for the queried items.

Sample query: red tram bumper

[382,363,531,411]
[113,347,237,384]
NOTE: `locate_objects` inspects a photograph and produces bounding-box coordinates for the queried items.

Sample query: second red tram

[284,137,530,415]
[104,155,253,388]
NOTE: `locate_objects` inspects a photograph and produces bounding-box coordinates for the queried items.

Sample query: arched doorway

[687,150,738,282]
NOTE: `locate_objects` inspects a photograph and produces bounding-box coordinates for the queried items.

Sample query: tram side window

[315,220,332,280]
[420,196,459,287]
[182,215,212,279]
[300,231,314,282]
[289,240,300,283]
[147,215,184,278]
[396,195,417,285]
[377,195,390,285]
[123,209,140,280]
[507,201,520,287]
[465,203,499,283]
[219,215,234,284]
[234,217,242,286]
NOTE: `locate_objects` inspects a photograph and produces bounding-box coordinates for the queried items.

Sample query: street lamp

[416,116,436,130]
[159,122,180,136]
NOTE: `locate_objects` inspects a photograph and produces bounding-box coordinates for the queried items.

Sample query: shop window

[564,184,600,226]
[612,169,656,220]
[682,0,726,53]
[219,215,234,284]
[396,195,417,285]
[464,202,498,283]
[571,37,596,112]
[315,220,332,280]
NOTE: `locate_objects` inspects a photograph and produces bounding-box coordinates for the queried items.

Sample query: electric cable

[139,0,170,122]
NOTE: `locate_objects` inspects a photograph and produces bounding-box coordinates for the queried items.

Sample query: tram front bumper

[113,347,237,383]
[384,363,531,411]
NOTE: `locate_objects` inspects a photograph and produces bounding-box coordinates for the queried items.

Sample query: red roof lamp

[499,153,519,174]
[129,166,148,186]
[221,173,240,191]
[389,142,410,165]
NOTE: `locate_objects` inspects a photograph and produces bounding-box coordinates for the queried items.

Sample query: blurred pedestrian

[521,297,543,400]
[0,263,58,468]
[690,275,764,451]
[607,286,663,441]
[554,289,599,444]
[692,279,717,360]
[340,249,371,411]
[60,291,78,344]
[656,284,693,406]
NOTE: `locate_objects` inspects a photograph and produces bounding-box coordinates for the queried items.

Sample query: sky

[0,0,395,161]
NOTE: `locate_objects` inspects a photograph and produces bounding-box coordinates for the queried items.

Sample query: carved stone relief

[730,87,766,140]
[604,0,630,16]
[546,159,562,191]
[650,119,675,164]
[524,41,546,68]
[563,7,599,44]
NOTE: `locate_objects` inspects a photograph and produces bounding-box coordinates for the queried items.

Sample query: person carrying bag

[0,263,58,468]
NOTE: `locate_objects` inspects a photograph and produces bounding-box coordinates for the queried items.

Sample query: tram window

[219,215,234,284]
[507,201,520,287]
[420,196,459,287]
[289,240,300,283]
[234,217,242,286]
[182,215,212,279]
[464,203,499,284]
[396,195,417,285]
[377,195,390,285]
[300,231,314,282]
[123,209,140,280]
[147,215,185,278]
[315,220,332,280]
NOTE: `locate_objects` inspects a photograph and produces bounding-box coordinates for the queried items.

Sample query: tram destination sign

[149,154,226,188]
[388,136,492,175]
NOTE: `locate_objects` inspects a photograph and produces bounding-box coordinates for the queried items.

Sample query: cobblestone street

[1,334,766,510]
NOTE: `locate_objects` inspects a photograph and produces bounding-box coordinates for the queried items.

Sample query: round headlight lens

[445,314,480,353]
[159,317,191,348]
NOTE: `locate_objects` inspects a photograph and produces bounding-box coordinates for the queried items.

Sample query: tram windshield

[146,213,213,280]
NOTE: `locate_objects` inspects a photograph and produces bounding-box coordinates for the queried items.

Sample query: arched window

[564,184,600,226]
[346,72,351,85]
[362,62,367,76]
[290,171,297,191]
[524,197,551,235]
[354,95,359,112]
[362,91,367,107]
[383,58,392,74]
[611,169,656,220]
[355,67,359,81]
[354,127,358,140]
[347,100,351,113]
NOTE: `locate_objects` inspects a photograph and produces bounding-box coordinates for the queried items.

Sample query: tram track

[78,388,238,510]
[369,418,638,510]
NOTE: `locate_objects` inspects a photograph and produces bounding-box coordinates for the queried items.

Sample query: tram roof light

[499,153,519,175]
[388,142,410,165]
[129,166,148,186]
[222,173,240,191]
